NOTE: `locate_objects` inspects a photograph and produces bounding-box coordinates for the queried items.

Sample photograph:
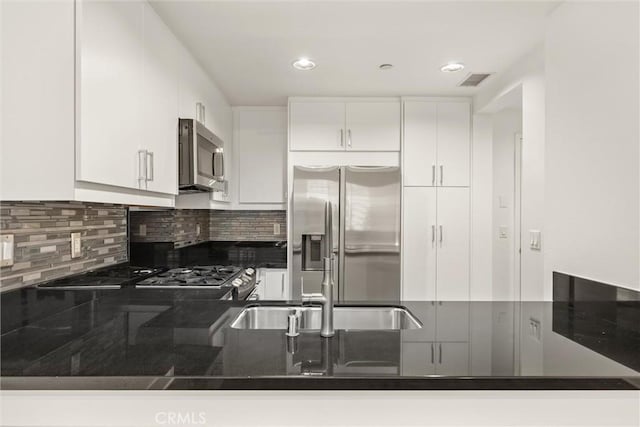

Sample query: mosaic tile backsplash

[130,209,210,248]
[210,210,287,241]
[130,209,287,244]
[0,202,127,292]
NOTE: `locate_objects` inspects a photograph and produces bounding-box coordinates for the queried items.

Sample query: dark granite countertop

[1,287,638,390]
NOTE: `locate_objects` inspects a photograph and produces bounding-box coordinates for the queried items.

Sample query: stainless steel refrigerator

[292,166,401,301]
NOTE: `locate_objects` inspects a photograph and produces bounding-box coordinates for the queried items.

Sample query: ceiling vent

[458,73,492,87]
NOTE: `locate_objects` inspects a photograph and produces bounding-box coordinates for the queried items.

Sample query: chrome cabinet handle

[439,343,442,364]
[340,129,344,147]
[430,343,434,364]
[281,274,285,296]
[347,129,352,148]
[431,165,436,186]
[439,165,443,186]
[146,151,154,181]
[439,225,443,246]
[431,225,436,246]
[137,150,147,183]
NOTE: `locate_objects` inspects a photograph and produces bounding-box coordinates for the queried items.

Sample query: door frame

[513,133,523,301]
[513,132,523,374]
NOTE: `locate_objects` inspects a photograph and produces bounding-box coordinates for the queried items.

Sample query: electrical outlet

[71,232,82,258]
[139,224,147,237]
[1,234,14,267]
[273,223,281,235]
[499,226,508,239]
[196,224,201,236]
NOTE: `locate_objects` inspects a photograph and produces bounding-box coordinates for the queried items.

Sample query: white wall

[544,1,640,293]
[492,109,522,301]
[470,115,493,300]
[475,47,546,301]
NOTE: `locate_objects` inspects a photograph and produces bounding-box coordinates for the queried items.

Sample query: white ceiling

[151,1,560,106]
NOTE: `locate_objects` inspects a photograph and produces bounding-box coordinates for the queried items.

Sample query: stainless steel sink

[229,305,422,330]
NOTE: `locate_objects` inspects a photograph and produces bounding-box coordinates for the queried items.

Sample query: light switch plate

[139,224,147,237]
[71,232,82,258]
[1,234,15,267]
[529,230,542,250]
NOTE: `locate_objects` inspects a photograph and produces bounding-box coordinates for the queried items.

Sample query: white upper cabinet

[289,102,345,151]
[436,102,470,187]
[345,102,401,151]
[403,102,437,186]
[403,99,470,187]
[236,108,287,204]
[78,0,179,195]
[289,99,400,152]
[78,0,145,191]
[142,2,179,195]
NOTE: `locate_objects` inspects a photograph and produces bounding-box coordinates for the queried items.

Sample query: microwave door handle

[213,151,224,179]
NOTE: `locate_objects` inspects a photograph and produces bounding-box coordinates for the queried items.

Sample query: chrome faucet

[301,201,335,338]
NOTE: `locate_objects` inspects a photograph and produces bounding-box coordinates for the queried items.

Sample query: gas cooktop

[36,264,165,289]
[136,265,242,287]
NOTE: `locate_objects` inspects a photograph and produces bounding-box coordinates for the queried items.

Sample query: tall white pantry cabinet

[402,99,471,301]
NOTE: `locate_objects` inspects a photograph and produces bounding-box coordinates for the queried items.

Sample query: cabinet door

[345,102,400,151]
[401,342,436,375]
[78,0,144,190]
[436,302,470,342]
[289,102,345,151]
[264,270,288,300]
[177,47,200,120]
[437,102,470,187]
[403,102,437,185]
[142,3,179,195]
[436,188,470,300]
[436,342,470,375]
[402,187,437,301]
[237,109,287,203]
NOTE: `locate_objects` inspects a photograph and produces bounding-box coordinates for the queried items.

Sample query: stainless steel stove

[135,265,257,299]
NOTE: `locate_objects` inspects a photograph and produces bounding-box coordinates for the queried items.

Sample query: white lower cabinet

[257,269,289,300]
[402,187,470,301]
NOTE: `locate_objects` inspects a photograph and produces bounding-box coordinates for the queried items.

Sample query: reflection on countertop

[1,286,638,390]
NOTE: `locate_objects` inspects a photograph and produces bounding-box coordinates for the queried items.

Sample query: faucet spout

[301,201,335,337]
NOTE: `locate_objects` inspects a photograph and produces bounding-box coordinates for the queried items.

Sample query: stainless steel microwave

[178,118,225,193]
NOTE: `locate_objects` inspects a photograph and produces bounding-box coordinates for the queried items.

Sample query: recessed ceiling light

[292,58,316,71]
[440,62,465,73]
[379,63,394,70]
